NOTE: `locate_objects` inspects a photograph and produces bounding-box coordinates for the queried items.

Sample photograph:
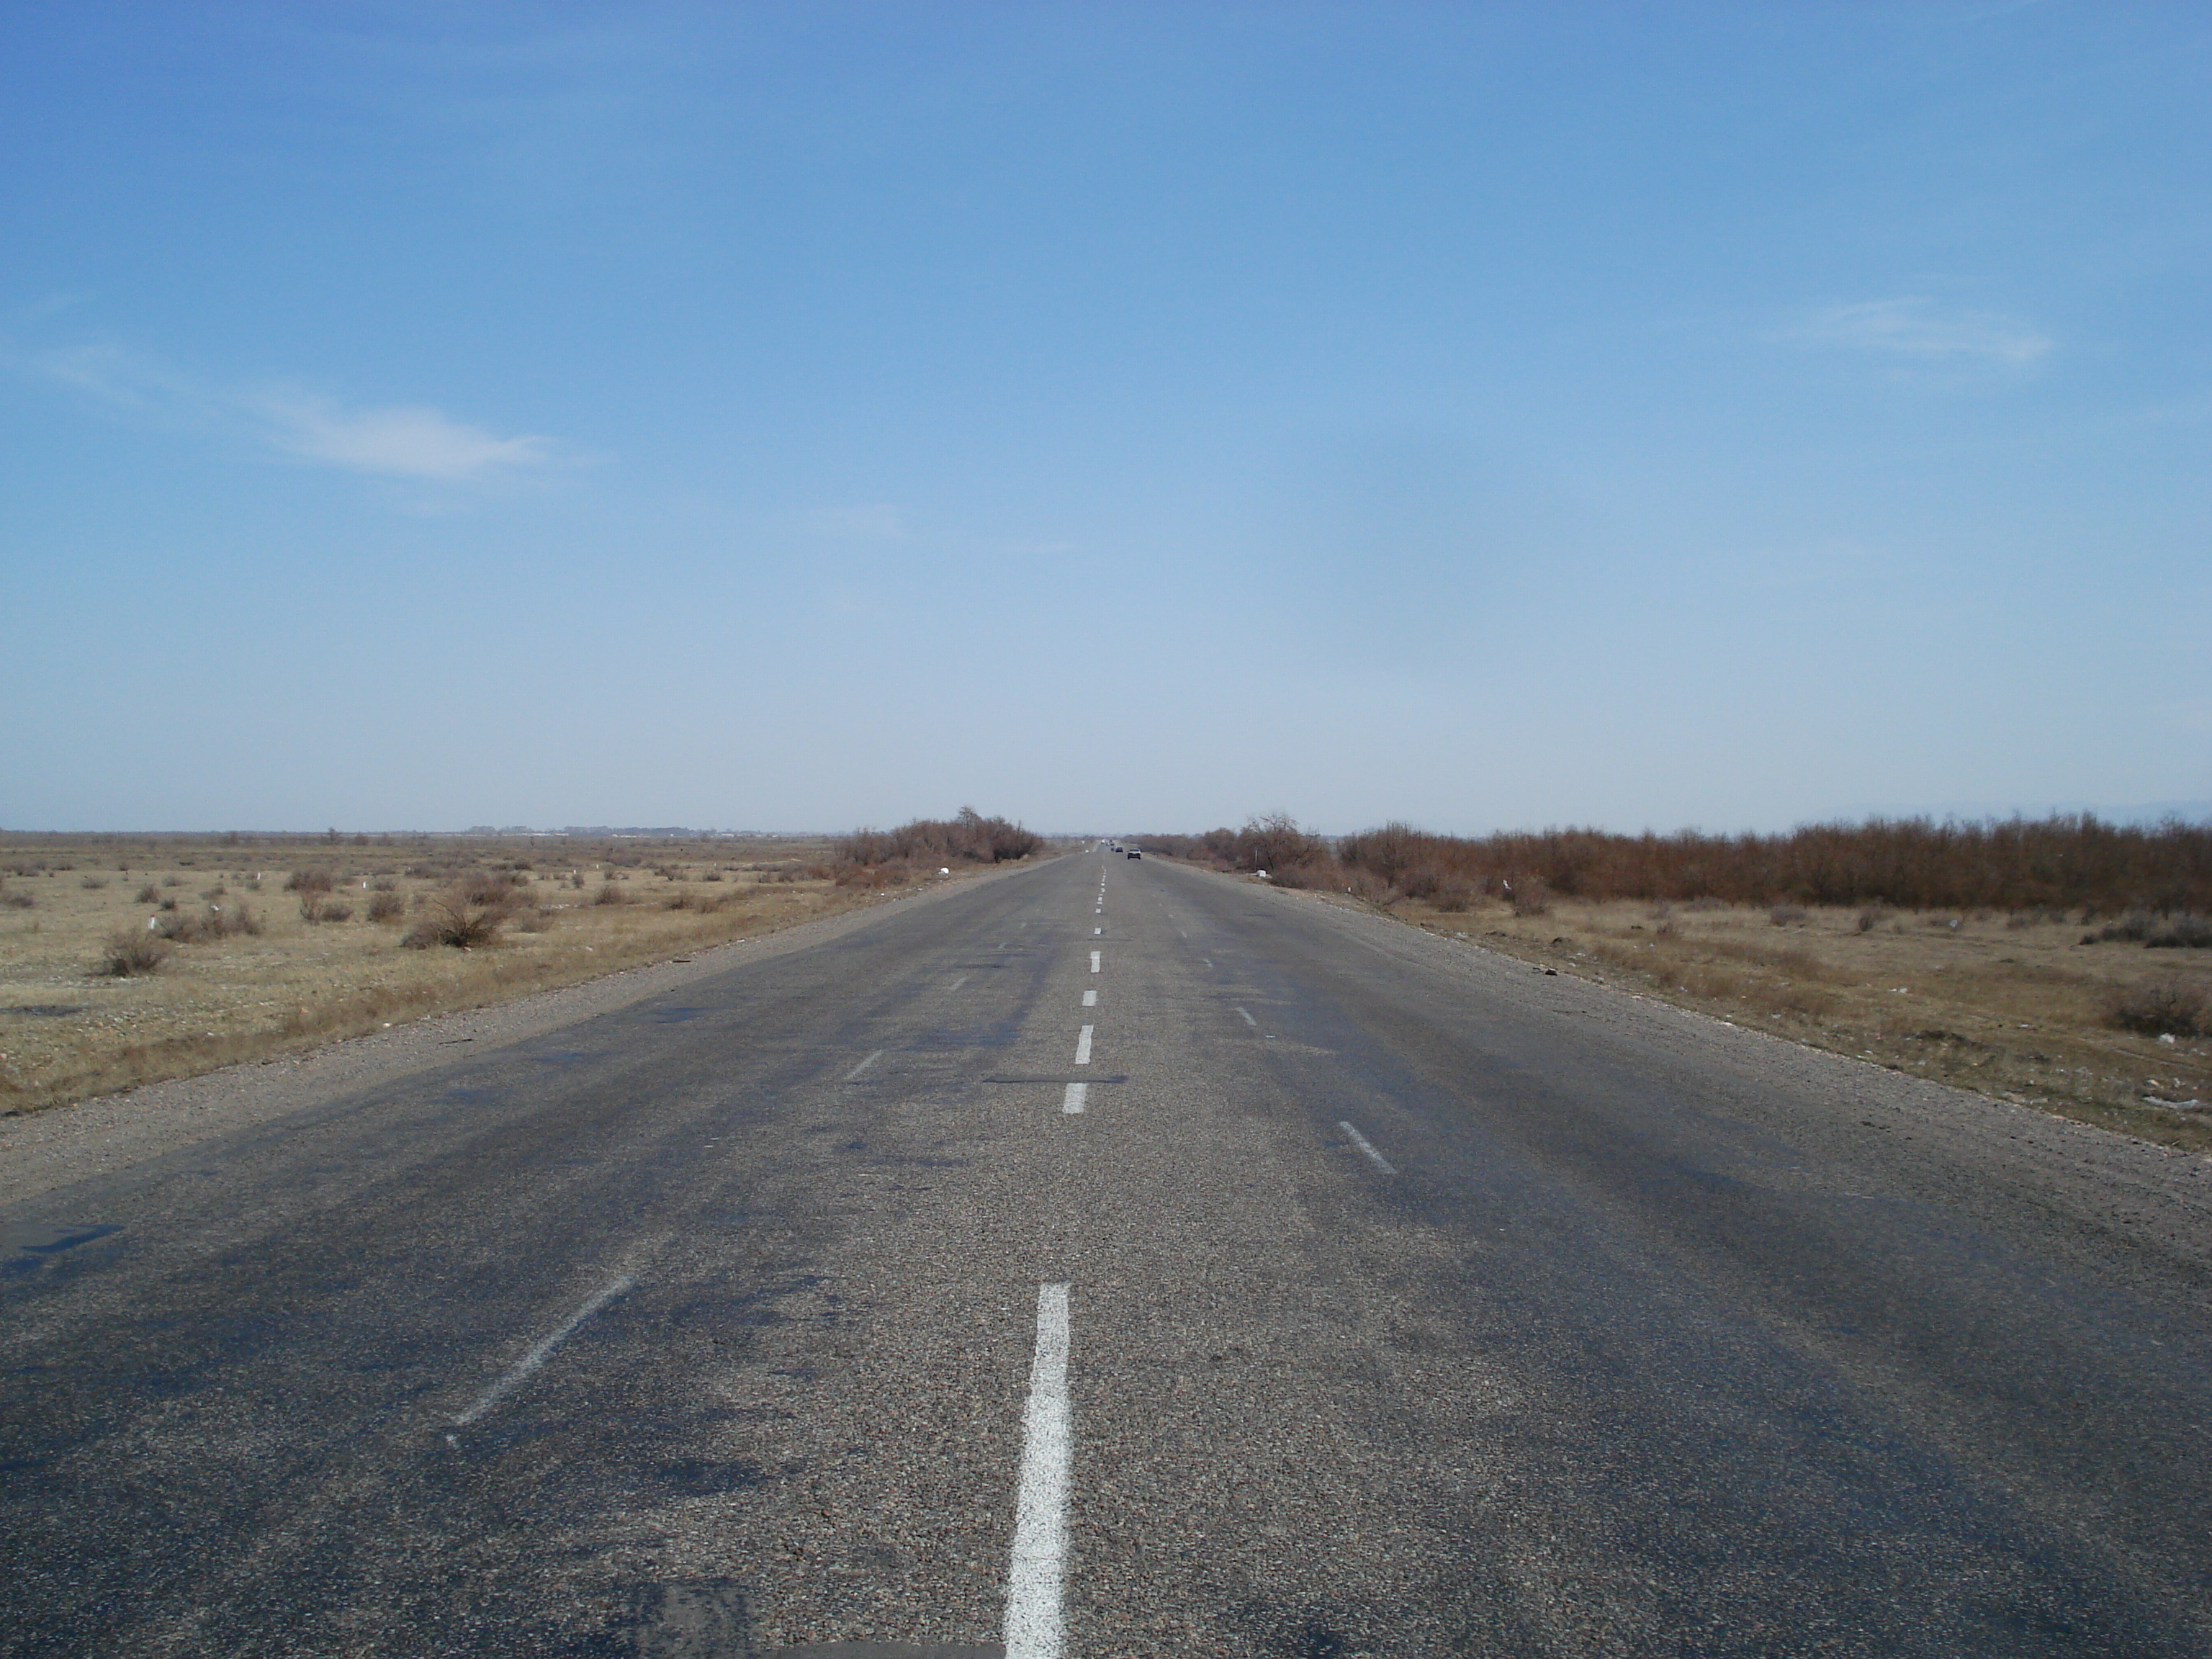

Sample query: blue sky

[4,1,2207,835]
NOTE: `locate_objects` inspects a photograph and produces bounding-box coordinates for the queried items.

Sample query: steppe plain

[1358,884,2212,1154]
[0,833,912,1118]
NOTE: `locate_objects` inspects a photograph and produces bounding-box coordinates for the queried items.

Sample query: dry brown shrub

[1509,880,1551,917]
[2108,978,2206,1038]
[1770,904,1809,927]
[367,891,406,923]
[135,883,161,904]
[1344,868,1392,903]
[98,930,171,976]
[284,869,336,895]
[153,902,261,943]
[401,886,515,950]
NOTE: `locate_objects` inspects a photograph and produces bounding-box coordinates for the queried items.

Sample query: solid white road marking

[1338,1120,1398,1176]
[1082,989,1096,1007]
[949,975,968,992]
[1074,1025,1092,1066]
[1005,1283,1074,1659]
[843,1049,884,1082]
[1235,1007,1256,1027]
[454,1275,633,1426]
[1061,1082,1086,1114]
[1089,952,1100,973]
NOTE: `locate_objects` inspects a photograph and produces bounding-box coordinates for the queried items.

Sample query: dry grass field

[0,832,935,1118]
[1367,889,2212,1153]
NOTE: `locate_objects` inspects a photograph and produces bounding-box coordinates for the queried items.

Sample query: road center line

[1074,1025,1092,1066]
[1081,989,1096,1007]
[843,1049,884,1082]
[1337,1120,1398,1176]
[1089,952,1100,973]
[1092,926,1102,936]
[948,975,968,992]
[454,1274,633,1427]
[1061,1082,1087,1114]
[1235,1007,1256,1027]
[1005,1283,1074,1658]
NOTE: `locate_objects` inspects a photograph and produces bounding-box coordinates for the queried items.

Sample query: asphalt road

[4,851,2208,1658]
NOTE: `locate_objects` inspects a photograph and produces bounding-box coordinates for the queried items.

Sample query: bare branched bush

[2146,916,2212,949]
[1508,879,1552,917]
[153,902,261,943]
[1266,857,1344,891]
[1432,877,1476,912]
[284,869,336,896]
[2108,978,2207,1038]
[1770,904,1809,927]
[835,807,1042,871]
[367,891,406,924]
[81,876,108,891]
[135,883,161,904]
[593,883,629,906]
[400,883,518,949]
[98,930,171,976]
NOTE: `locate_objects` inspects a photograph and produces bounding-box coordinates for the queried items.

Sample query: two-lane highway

[3,851,2208,1656]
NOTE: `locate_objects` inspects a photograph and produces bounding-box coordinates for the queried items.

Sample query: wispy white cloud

[250,392,549,479]
[1781,297,2051,369]
[19,336,552,482]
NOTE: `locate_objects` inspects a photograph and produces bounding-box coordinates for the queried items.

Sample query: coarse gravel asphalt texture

[2,850,2208,1658]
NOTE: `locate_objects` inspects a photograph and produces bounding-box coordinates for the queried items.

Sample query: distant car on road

[1126,849,1142,859]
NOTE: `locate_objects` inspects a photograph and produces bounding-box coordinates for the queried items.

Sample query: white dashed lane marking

[1338,1120,1398,1176]
[842,1049,884,1082]
[452,1274,632,1429]
[948,975,968,992]
[1004,1284,1074,1658]
[1074,1025,1092,1066]
[1061,1082,1087,1115]
[1235,1007,1256,1027]
[1089,952,1100,973]
[1081,989,1096,1007]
